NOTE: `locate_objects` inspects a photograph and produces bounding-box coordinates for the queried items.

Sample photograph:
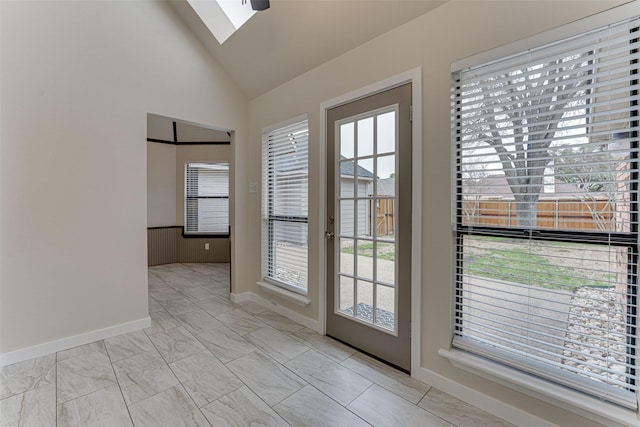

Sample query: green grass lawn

[342,241,395,262]
[341,234,616,290]
[464,244,615,290]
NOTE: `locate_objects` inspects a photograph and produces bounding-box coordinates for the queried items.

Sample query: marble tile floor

[0,263,513,427]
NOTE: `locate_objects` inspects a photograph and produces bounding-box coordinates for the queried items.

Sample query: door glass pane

[376,242,394,285]
[340,122,355,159]
[333,107,400,334]
[377,154,395,183]
[356,240,374,280]
[378,232,395,243]
[357,158,374,197]
[340,200,354,237]
[339,276,354,312]
[339,163,355,198]
[377,111,395,154]
[357,117,374,157]
[375,284,395,331]
[339,238,354,275]
[374,199,395,239]
[356,199,370,238]
[356,280,373,322]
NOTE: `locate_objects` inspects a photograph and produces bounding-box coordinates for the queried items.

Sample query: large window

[452,17,639,408]
[185,162,229,235]
[262,118,309,293]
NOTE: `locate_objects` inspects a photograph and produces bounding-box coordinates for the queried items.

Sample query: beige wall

[147,142,177,227]
[246,1,635,425]
[0,0,248,354]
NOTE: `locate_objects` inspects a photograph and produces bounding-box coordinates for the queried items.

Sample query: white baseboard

[256,281,311,306]
[414,366,557,427]
[230,291,252,304]
[0,316,151,367]
[231,291,322,333]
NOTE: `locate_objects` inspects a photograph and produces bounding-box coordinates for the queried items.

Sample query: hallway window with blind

[262,118,309,293]
[185,162,229,235]
[452,17,639,408]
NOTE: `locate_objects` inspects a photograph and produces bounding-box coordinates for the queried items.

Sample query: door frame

[319,68,422,373]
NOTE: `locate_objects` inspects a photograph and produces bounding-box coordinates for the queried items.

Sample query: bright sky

[217,0,256,29]
[187,0,255,44]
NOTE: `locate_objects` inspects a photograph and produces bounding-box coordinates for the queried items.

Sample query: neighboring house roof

[340,156,375,178]
[275,154,375,179]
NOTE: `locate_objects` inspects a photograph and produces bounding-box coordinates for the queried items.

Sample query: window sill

[256,281,311,307]
[439,348,639,427]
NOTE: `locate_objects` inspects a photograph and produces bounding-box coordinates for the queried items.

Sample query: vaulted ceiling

[170,0,446,99]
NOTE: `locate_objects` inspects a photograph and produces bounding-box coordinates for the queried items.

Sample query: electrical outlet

[249,182,258,193]
[205,243,210,250]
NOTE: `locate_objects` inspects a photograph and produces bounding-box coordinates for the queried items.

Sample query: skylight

[187,0,256,44]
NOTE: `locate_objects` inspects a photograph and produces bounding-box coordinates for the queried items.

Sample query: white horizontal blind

[185,162,229,234]
[452,17,639,408]
[262,119,309,292]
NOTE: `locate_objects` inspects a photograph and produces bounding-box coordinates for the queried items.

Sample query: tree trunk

[514,194,539,228]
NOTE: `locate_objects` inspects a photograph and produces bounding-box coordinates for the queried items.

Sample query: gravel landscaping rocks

[561,287,628,387]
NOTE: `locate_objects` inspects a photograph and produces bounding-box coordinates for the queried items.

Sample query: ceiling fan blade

[250,0,270,11]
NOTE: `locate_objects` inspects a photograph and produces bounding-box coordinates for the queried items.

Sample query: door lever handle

[324,231,335,240]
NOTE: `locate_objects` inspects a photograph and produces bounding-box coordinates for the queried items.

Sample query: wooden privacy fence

[462,198,614,231]
[370,198,395,236]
